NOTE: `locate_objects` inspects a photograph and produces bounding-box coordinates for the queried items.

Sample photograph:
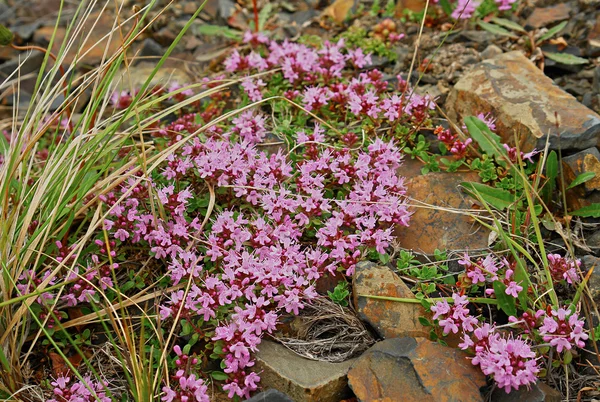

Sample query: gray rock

[12,21,41,41]
[0,4,15,24]
[245,389,294,402]
[290,9,319,27]
[254,341,354,402]
[219,0,237,20]
[582,255,600,303]
[481,44,503,60]
[593,66,600,93]
[138,38,164,60]
[491,381,562,402]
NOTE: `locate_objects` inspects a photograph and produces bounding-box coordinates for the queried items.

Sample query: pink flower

[451,0,481,19]
[539,307,588,352]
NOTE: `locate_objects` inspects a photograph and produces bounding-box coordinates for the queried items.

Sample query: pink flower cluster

[446,0,516,19]
[223,33,436,126]
[467,329,539,393]
[431,293,478,335]
[48,375,111,402]
[458,252,522,297]
[162,346,209,402]
[432,294,539,393]
[435,126,472,158]
[100,122,409,397]
[539,307,588,353]
[547,253,580,285]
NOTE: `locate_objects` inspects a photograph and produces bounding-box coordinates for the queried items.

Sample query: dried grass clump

[275,296,376,362]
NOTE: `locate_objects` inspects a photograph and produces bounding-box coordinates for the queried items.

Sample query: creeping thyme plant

[2,10,593,402]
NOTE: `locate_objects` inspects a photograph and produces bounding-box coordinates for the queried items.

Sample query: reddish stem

[253,0,259,33]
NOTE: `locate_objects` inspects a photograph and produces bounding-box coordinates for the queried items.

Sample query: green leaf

[258,3,274,31]
[195,24,242,40]
[211,371,229,381]
[418,316,432,326]
[493,281,517,317]
[544,52,588,65]
[546,151,558,182]
[541,150,558,203]
[477,21,518,38]
[438,0,454,16]
[490,17,526,33]
[536,20,568,44]
[461,182,515,210]
[567,172,596,189]
[464,116,506,164]
[563,349,573,364]
[570,203,600,217]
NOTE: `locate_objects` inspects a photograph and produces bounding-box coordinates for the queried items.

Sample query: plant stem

[253,0,259,32]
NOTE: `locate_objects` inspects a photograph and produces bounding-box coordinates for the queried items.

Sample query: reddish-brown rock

[395,159,490,255]
[34,12,131,65]
[561,147,600,194]
[348,337,486,402]
[525,4,572,29]
[446,51,600,152]
[353,261,430,339]
[588,15,600,57]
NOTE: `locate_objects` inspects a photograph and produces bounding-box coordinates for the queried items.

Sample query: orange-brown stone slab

[352,261,430,339]
[446,51,600,152]
[348,337,486,402]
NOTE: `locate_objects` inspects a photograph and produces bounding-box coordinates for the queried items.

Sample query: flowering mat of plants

[1,0,600,401]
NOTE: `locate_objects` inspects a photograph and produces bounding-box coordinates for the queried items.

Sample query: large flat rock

[254,341,354,402]
[446,51,600,152]
[352,261,430,339]
[394,161,490,255]
[348,337,486,402]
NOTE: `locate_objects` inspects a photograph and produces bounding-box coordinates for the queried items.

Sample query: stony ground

[2,0,600,401]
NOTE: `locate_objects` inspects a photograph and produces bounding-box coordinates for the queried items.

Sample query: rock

[153,26,177,47]
[561,147,600,193]
[394,159,490,254]
[582,255,600,303]
[137,38,164,61]
[481,44,503,60]
[491,381,562,402]
[12,21,41,42]
[0,4,15,24]
[290,9,319,27]
[111,62,194,92]
[183,2,199,15]
[245,389,294,402]
[588,15,600,57]
[348,337,486,402]
[352,261,430,339]
[254,341,354,402]
[219,0,237,20]
[525,4,572,29]
[445,51,600,152]
[33,11,131,65]
[593,66,600,93]
[459,30,495,47]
